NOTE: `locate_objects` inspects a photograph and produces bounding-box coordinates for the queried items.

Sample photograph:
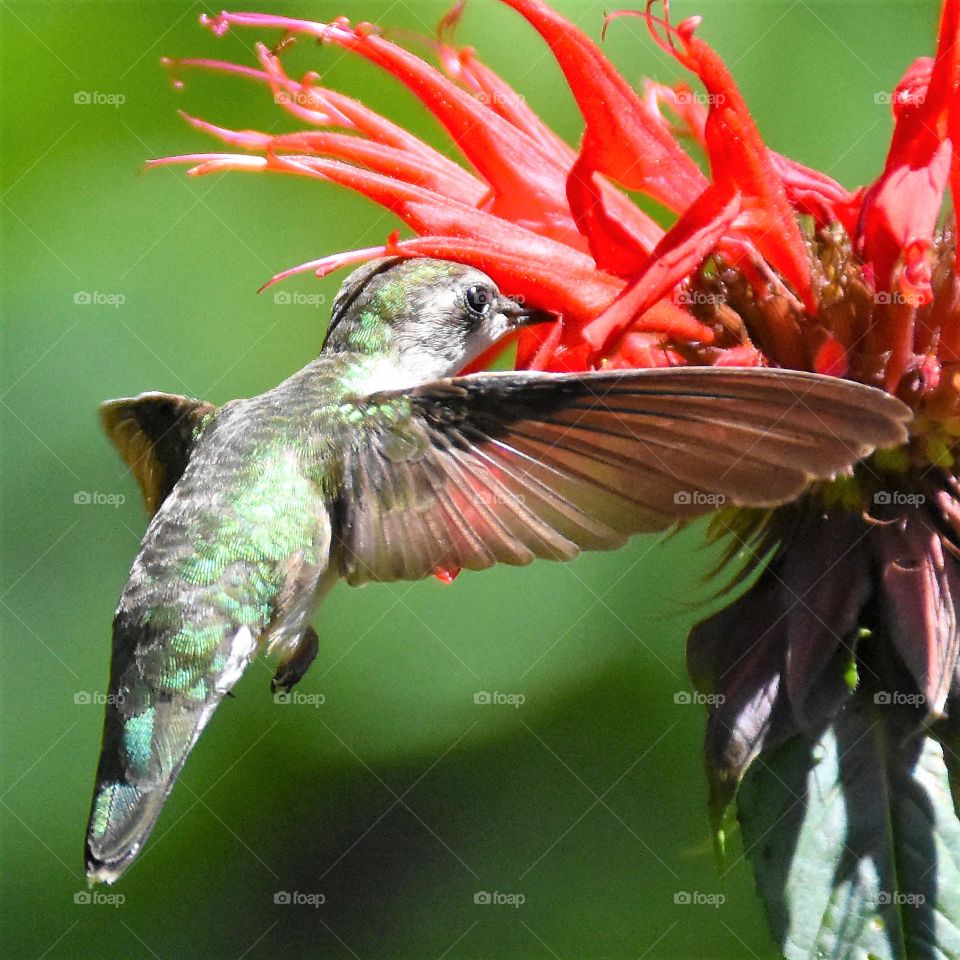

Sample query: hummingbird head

[322,258,552,384]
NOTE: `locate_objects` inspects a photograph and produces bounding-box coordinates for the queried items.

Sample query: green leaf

[737,695,960,960]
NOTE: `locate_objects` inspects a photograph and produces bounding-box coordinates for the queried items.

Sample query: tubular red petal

[266,154,587,271]
[499,0,705,268]
[517,318,565,370]
[813,335,850,379]
[436,7,574,160]
[769,153,855,230]
[167,52,476,180]
[184,115,488,203]
[606,331,683,369]
[626,6,815,313]
[259,245,398,291]
[583,185,740,350]
[642,81,708,147]
[859,0,959,317]
[158,139,621,321]
[711,344,764,367]
[203,11,575,237]
[500,0,705,208]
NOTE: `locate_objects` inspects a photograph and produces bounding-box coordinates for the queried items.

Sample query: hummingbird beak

[501,298,555,329]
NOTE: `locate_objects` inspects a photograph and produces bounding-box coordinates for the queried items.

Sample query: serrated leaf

[737,696,960,960]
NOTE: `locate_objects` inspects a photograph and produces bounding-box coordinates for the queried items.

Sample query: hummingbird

[85,256,910,884]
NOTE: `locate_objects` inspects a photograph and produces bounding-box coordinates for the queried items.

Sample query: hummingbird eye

[464,284,492,318]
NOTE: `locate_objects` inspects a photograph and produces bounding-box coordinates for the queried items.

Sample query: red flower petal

[202,12,580,245]
[628,5,816,314]
[500,0,706,272]
[857,0,960,390]
[582,184,739,351]
[437,3,574,157]
[769,153,855,231]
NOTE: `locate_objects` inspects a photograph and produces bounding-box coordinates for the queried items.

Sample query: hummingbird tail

[85,614,260,884]
[84,682,211,884]
[85,779,174,884]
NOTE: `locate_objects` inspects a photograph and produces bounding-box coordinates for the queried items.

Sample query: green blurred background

[0,1,940,957]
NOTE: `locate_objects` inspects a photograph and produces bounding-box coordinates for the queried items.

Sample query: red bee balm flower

[160,2,960,955]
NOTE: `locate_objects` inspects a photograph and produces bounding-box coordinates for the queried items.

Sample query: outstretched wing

[336,367,910,585]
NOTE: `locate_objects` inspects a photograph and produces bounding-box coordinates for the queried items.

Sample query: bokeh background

[0,1,941,957]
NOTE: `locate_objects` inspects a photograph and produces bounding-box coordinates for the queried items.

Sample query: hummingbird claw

[270,625,319,694]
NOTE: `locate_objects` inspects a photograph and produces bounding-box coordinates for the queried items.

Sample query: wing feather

[337,367,911,584]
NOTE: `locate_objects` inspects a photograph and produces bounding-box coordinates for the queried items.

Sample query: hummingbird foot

[270,625,319,694]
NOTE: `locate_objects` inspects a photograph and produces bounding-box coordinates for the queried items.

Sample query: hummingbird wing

[100,392,215,515]
[335,367,910,584]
